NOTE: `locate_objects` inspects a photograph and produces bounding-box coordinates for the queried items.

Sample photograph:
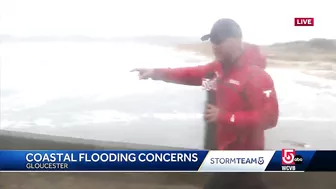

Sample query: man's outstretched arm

[132,62,214,86]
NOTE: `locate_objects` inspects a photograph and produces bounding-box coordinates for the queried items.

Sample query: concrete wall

[0,130,335,189]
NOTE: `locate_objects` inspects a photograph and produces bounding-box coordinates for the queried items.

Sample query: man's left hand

[204,104,219,123]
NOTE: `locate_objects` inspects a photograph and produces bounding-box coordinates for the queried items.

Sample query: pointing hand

[130,68,155,80]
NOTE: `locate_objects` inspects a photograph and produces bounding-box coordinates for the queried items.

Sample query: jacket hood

[244,43,267,69]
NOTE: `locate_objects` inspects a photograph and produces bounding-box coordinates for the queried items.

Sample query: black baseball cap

[201,18,242,44]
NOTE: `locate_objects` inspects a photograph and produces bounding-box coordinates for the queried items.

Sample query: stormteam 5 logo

[281,149,304,171]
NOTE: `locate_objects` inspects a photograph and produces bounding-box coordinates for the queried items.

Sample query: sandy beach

[176,40,336,80]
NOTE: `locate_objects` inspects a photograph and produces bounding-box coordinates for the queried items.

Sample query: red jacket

[151,44,279,150]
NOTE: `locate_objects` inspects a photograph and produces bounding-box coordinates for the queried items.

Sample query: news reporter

[132,18,279,189]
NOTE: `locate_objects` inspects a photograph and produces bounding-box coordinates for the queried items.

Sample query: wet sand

[1,131,336,189]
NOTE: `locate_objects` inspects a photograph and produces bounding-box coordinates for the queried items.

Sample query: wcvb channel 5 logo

[281,149,303,171]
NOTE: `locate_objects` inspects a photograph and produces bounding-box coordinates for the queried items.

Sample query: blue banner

[0,150,208,171]
[1,150,336,172]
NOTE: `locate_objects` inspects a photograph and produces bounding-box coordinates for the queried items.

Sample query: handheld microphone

[203,72,217,150]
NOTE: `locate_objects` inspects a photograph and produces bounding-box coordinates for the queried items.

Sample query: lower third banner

[0,150,335,172]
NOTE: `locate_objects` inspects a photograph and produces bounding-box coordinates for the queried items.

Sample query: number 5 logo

[282,149,295,165]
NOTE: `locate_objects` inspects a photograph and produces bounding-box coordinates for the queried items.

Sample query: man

[132,18,279,189]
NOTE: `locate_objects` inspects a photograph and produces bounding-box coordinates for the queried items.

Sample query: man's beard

[219,55,235,68]
[219,49,244,68]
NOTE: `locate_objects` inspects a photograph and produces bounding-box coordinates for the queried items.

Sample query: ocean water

[1,41,336,149]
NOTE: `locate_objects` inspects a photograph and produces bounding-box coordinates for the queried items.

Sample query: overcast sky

[0,0,335,44]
